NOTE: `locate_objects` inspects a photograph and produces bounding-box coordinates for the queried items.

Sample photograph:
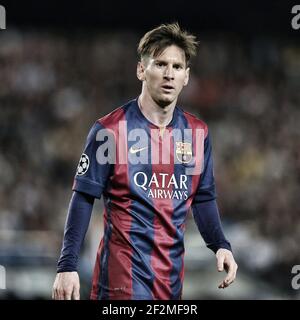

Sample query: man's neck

[138,94,176,128]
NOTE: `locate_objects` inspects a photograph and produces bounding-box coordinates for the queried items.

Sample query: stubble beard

[155,92,177,109]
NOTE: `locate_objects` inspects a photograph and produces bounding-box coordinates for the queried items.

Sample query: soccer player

[52,23,238,300]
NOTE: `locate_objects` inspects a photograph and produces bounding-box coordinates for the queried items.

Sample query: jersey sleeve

[72,121,113,199]
[192,131,217,204]
[192,199,232,253]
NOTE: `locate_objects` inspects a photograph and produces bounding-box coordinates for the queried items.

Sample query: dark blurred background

[0,0,300,299]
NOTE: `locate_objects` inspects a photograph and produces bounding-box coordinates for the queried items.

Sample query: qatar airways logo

[134,172,188,200]
[93,121,205,176]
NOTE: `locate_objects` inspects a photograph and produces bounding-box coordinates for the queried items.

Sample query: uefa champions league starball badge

[76,153,90,175]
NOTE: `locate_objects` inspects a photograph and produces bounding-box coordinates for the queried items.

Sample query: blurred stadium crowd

[0,28,299,299]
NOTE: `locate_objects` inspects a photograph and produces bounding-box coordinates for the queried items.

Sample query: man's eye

[156,62,164,67]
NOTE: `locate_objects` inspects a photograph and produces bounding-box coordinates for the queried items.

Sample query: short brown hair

[137,22,198,66]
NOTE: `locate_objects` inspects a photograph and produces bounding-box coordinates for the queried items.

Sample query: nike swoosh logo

[129,146,148,154]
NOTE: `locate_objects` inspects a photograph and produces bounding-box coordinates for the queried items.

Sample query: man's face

[137,45,190,107]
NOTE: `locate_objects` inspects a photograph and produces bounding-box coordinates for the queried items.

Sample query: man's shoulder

[179,107,208,132]
[96,99,134,127]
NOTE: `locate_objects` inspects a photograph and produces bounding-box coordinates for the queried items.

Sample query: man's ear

[183,67,190,86]
[137,61,146,81]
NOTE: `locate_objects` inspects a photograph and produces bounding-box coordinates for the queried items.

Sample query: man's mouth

[161,84,175,91]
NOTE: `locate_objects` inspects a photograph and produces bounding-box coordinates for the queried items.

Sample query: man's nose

[164,65,174,80]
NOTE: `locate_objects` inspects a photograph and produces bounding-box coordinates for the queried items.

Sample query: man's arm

[52,191,94,300]
[52,121,112,299]
[192,199,238,288]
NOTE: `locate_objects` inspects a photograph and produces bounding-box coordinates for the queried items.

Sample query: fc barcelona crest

[175,142,192,164]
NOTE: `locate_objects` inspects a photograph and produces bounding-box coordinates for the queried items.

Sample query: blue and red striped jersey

[72,98,216,300]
